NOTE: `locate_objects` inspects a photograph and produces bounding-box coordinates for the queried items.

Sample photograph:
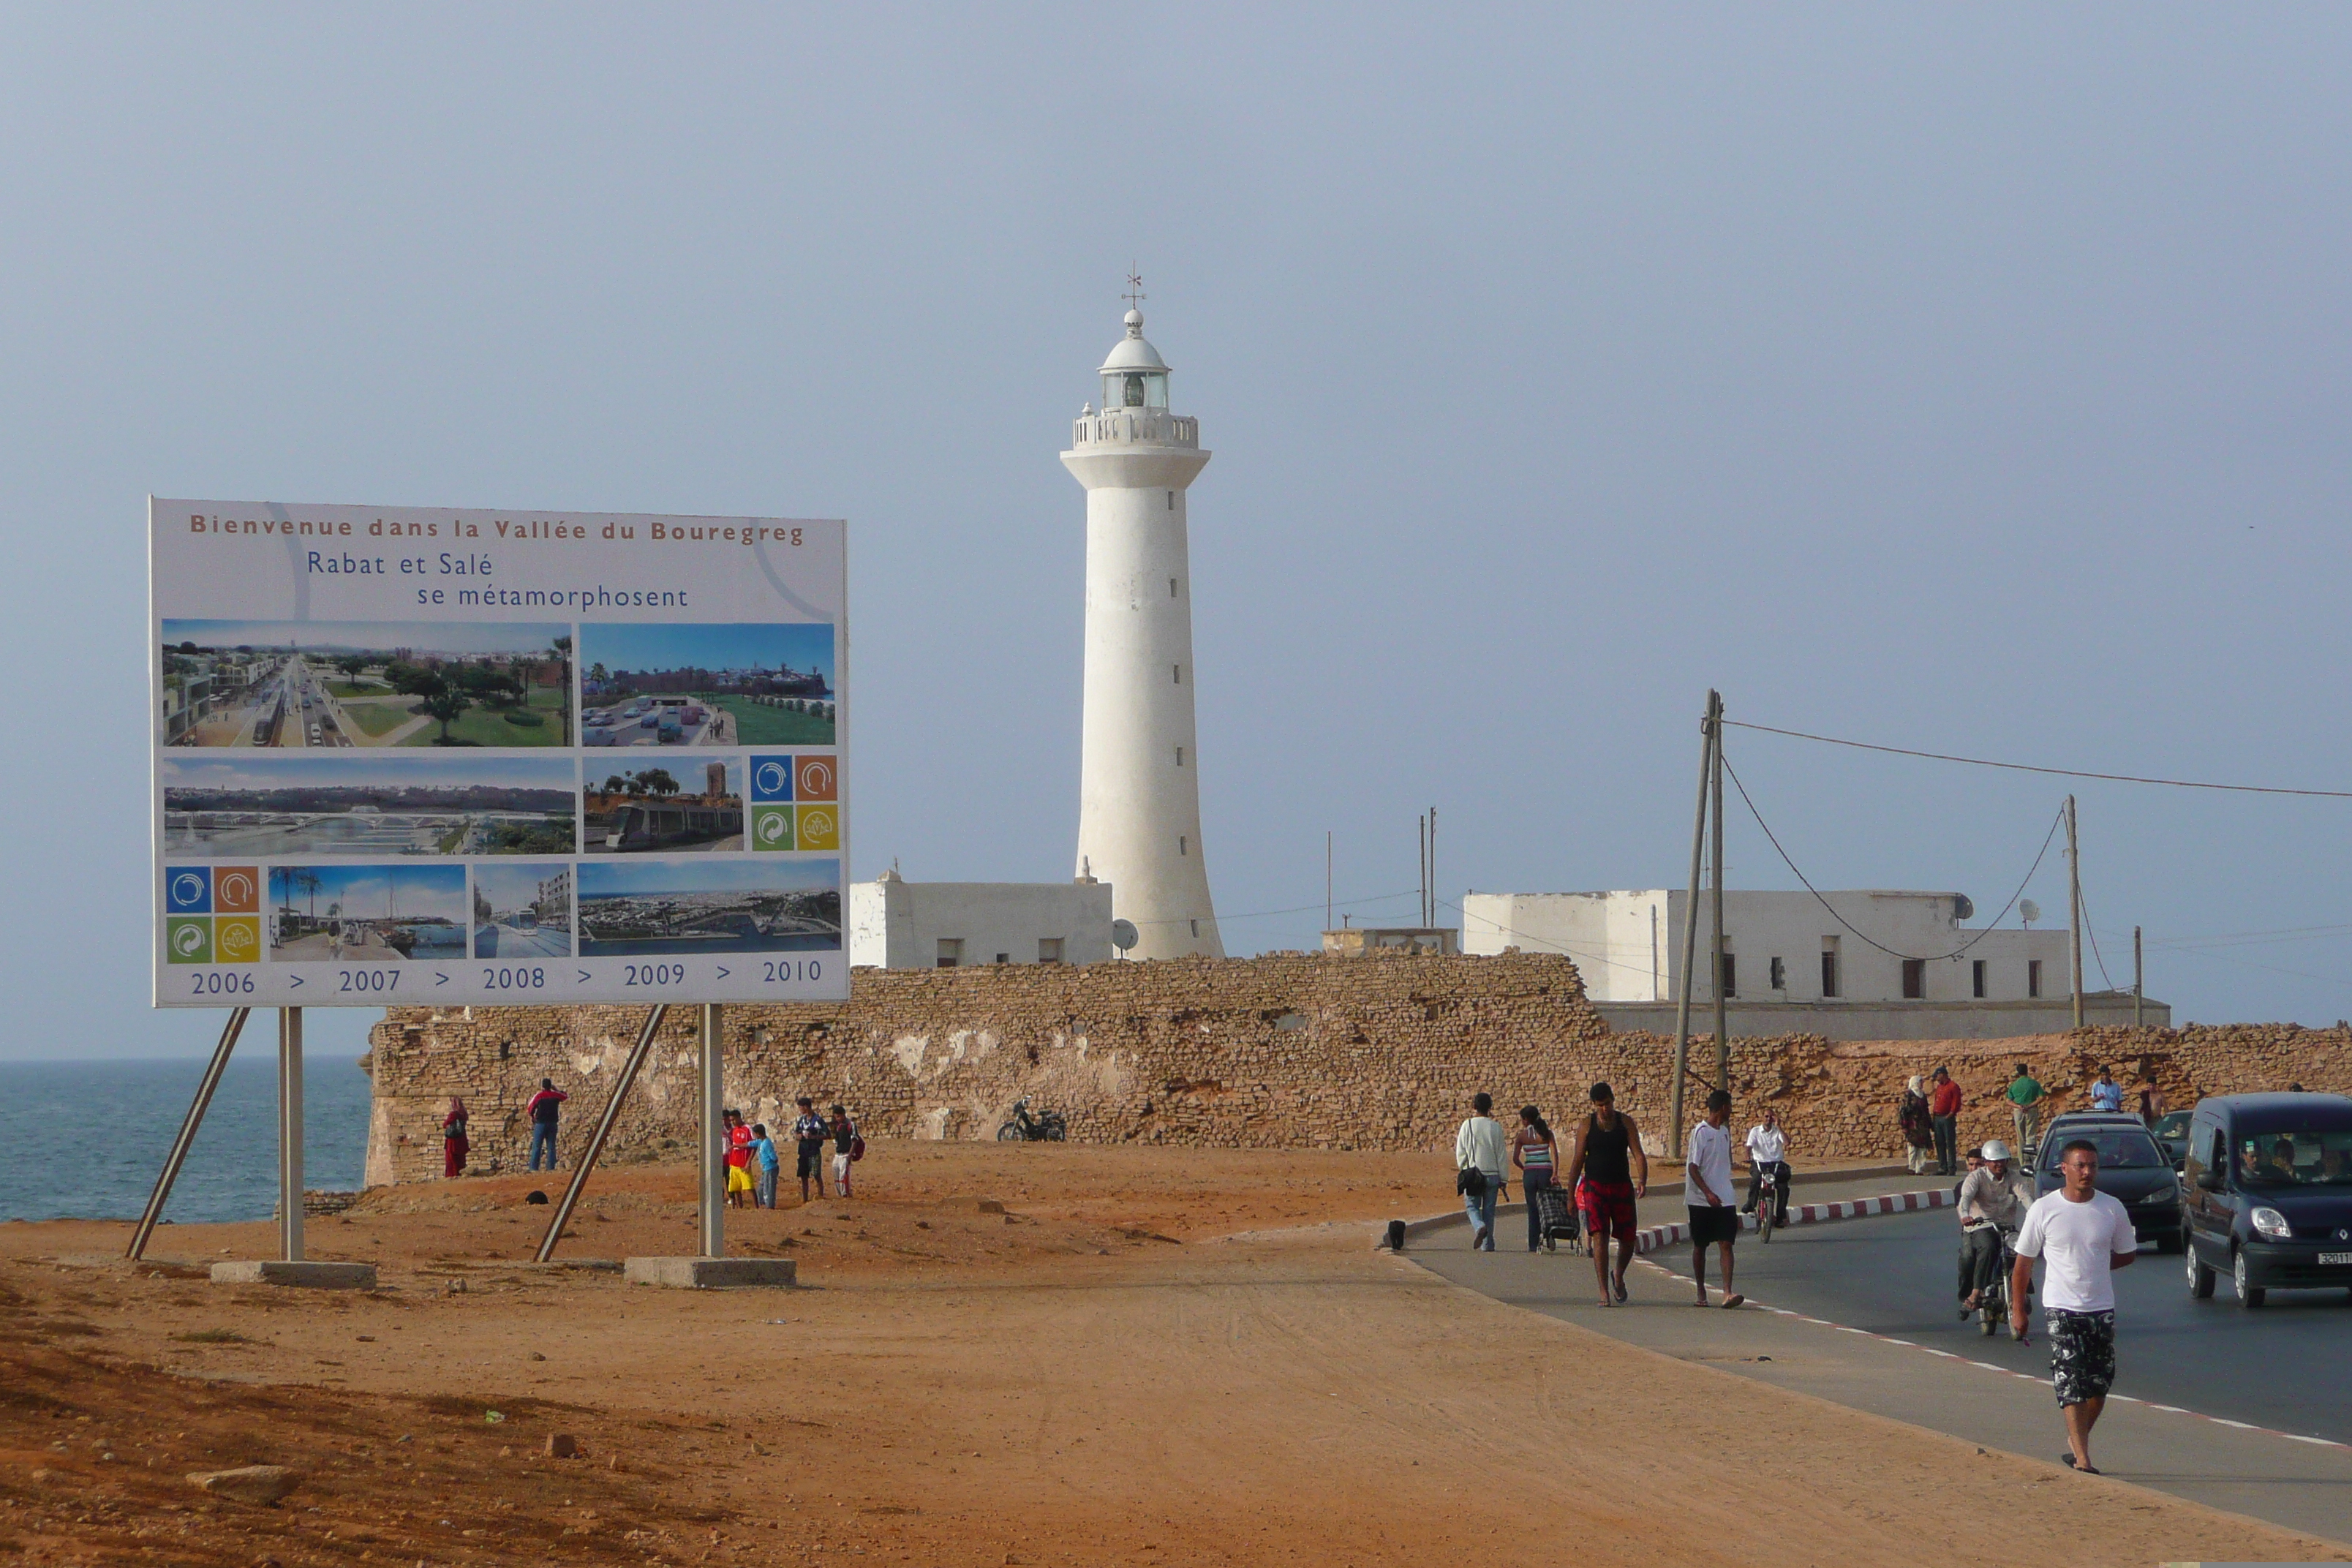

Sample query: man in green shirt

[2006,1063,2047,1156]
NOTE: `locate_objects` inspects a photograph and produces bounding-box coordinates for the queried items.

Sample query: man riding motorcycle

[1956,1138,2034,1316]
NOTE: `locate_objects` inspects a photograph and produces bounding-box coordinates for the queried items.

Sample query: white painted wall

[1062,310,1221,960]
[1462,889,2073,1006]
[848,878,1114,969]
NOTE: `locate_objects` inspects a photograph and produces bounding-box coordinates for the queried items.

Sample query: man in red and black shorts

[1562,1081,1648,1309]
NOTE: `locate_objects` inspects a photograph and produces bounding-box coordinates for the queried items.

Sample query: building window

[1166,491,1175,510]
[1175,745,1184,766]
[1169,576,1178,596]
[1718,952,1736,998]
[1173,663,1182,684]
[935,938,962,969]
[1038,938,1063,963]
[1190,918,1200,938]
[1820,937,1840,998]
[995,952,1009,965]
[1769,957,1786,991]
[1901,958,1926,1000]
[2027,959,2043,998]
[1972,959,1987,998]
[1179,834,1188,856]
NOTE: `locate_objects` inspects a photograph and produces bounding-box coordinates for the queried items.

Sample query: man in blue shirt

[2088,1066,2124,1115]
[750,1123,782,1209]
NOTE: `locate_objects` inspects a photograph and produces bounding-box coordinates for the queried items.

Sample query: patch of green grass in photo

[342,700,415,737]
[326,680,390,699]
[705,693,834,746]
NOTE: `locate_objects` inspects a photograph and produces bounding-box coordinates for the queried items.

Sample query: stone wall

[359,952,2352,1186]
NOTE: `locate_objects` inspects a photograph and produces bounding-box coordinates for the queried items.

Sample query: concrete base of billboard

[211,1260,378,1290]
[623,1256,797,1289]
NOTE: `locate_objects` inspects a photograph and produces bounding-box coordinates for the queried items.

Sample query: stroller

[1533,1182,1583,1255]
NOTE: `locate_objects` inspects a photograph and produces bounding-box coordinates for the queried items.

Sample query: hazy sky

[6,7,2351,1059]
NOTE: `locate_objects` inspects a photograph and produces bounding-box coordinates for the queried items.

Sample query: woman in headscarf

[442,1096,470,1179]
[1899,1075,1934,1175]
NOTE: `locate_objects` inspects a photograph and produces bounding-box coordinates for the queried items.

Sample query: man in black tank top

[1562,1082,1648,1308]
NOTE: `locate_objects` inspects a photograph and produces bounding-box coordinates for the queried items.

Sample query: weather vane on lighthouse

[1122,268,1145,313]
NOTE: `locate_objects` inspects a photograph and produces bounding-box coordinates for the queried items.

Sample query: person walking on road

[750,1123,780,1210]
[1454,1093,1509,1252]
[1929,1068,1963,1175]
[1899,1077,1934,1175]
[441,1096,470,1180]
[2006,1063,2046,1159]
[791,1096,830,1202]
[525,1078,568,1172]
[1686,1090,1744,1308]
[1957,1139,2033,1313]
[1742,1107,1790,1226]
[2089,1065,2124,1115]
[1510,1105,1561,1254]
[1564,1082,1647,1308]
[2011,1138,2138,1474]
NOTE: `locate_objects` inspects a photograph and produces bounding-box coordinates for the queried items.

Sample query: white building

[849,869,1114,970]
[1061,303,1222,960]
[1460,889,2164,1039]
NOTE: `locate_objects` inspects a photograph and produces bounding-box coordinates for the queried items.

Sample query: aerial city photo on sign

[148,499,848,1006]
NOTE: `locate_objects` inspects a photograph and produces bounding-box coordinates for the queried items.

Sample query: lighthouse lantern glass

[1104,371,1169,411]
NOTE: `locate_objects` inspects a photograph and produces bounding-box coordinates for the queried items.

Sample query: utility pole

[1428,806,1437,927]
[1417,813,1427,927]
[1670,691,1716,1158]
[1325,830,1333,935]
[1710,690,1728,1092]
[2133,924,2144,1029]
[2065,794,2084,1030]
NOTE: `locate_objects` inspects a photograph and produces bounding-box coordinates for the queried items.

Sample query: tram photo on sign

[149,498,848,1007]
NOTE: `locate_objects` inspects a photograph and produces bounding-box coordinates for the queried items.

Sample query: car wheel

[2185,1240,2215,1300]
[2232,1248,2266,1309]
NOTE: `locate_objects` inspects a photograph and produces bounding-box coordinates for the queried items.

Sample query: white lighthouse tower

[1063,298,1222,959]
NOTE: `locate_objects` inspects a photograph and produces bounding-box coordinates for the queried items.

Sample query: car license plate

[2321,1251,2352,1266]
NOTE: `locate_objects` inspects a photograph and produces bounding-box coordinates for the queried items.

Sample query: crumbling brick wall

[359,952,2351,1186]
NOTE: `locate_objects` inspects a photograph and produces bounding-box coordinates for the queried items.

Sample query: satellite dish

[2019,899,2040,929]
[1111,919,1139,951]
[1952,894,1975,922]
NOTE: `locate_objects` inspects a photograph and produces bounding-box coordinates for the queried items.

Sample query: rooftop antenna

[1122,267,1145,313]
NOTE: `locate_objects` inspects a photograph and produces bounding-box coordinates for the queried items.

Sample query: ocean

[0,1055,372,1224]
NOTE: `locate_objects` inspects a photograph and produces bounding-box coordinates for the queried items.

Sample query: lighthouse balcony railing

[1070,410,1199,449]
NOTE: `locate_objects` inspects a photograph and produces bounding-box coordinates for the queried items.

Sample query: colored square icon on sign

[794,804,840,851]
[794,755,838,801]
[213,916,262,964]
[212,867,260,914]
[749,806,795,851]
[165,916,214,965]
[748,757,795,803]
[165,867,212,914]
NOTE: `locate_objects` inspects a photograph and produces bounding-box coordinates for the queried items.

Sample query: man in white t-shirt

[1686,1090,1744,1308]
[1743,1108,1790,1227]
[1455,1092,1509,1252]
[2010,1137,2138,1474]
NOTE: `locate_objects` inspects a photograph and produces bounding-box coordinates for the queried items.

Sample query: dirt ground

[2,1141,2342,1567]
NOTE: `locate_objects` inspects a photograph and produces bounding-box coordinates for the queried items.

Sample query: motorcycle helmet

[1979,1139,2012,1162]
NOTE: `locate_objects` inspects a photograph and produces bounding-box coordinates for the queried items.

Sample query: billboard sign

[149,499,848,1006]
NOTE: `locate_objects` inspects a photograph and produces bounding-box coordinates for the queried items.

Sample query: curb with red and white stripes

[1632,1187,1952,1254]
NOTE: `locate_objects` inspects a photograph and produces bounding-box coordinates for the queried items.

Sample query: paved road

[1416,1196,2352,1544]
[475,921,570,958]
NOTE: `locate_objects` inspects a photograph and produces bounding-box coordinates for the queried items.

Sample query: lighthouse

[1063,300,1222,959]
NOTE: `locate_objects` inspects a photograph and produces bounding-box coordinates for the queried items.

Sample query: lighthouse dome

[1099,309,1170,409]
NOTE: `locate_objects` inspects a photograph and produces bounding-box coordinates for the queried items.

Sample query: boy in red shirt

[1929,1067,1964,1176]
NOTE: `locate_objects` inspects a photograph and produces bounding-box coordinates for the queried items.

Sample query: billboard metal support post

[127,1006,250,1262]
[1669,690,1716,1160]
[536,1004,668,1263]
[278,1007,304,1263]
[700,1003,725,1259]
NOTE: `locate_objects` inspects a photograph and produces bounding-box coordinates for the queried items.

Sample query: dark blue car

[2032,1111,2183,1247]
[2182,1093,2352,1308]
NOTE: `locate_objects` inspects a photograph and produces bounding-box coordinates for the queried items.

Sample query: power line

[1719,750,2065,963]
[1125,887,1420,929]
[1724,720,2352,800]
[1441,897,1689,986]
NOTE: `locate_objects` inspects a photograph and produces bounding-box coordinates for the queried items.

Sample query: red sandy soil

[1,1142,2340,1567]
